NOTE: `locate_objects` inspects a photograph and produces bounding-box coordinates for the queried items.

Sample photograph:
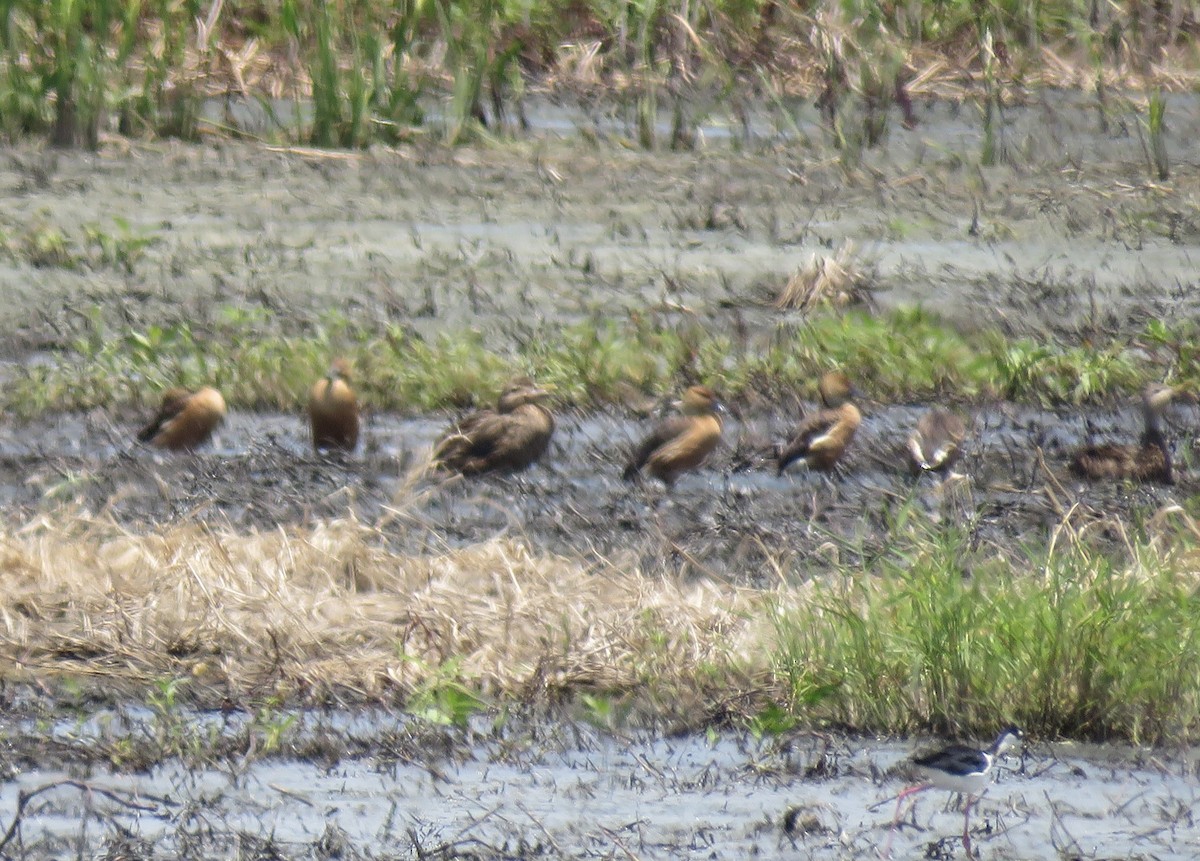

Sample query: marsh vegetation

[0,0,1197,159]
[4,503,1200,744]
[0,3,1199,856]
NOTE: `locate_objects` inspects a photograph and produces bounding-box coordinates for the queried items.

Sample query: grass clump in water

[771,508,1200,743]
[4,503,1200,744]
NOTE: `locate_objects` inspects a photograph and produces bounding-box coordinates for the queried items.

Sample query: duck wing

[137,389,192,443]
[433,408,498,468]
[623,415,690,480]
[777,409,840,473]
[1070,443,1136,480]
[474,405,554,473]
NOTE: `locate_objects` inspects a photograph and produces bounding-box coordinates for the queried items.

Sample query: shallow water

[2,91,1200,363]
[7,710,1198,860]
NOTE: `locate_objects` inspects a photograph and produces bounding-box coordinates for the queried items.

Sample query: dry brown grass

[774,240,869,312]
[0,514,775,710]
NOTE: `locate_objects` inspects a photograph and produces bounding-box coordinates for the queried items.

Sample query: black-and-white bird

[886,725,1024,858]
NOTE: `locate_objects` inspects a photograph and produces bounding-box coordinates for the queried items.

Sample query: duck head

[328,357,354,382]
[818,371,857,408]
[678,385,723,416]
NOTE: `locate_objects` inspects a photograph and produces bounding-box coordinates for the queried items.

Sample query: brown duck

[433,378,555,475]
[309,358,360,453]
[623,385,724,487]
[907,409,967,478]
[777,371,861,475]
[1070,383,1181,484]
[137,386,227,452]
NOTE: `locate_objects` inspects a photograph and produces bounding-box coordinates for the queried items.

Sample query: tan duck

[308,358,360,453]
[137,386,227,452]
[907,409,967,478]
[1070,383,1181,484]
[777,371,861,475]
[623,385,724,487]
[433,378,555,475]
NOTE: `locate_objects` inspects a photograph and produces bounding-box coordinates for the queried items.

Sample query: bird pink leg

[880,783,931,859]
[961,794,977,859]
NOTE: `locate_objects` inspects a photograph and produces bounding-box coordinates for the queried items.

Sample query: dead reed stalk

[775,241,868,312]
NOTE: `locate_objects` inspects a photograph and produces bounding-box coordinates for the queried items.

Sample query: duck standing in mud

[623,385,724,488]
[1070,383,1185,484]
[777,371,861,476]
[433,378,555,475]
[907,409,967,480]
[308,358,360,453]
[137,386,227,452]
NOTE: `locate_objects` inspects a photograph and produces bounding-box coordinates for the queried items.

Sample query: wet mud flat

[1,398,1197,582]
[0,93,1198,573]
[1,708,1197,860]
[3,94,1200,860]
[1,94,1200,363]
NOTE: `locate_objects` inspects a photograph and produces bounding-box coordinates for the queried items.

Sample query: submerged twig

[0,779,169,854]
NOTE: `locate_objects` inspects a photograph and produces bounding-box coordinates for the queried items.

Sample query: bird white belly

[914,765,992,796]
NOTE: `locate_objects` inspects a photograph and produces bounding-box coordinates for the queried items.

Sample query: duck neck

[689,409,721,431]
[1141,402,1165,447]
[1141,404,1173,481]
[518,402,554,432]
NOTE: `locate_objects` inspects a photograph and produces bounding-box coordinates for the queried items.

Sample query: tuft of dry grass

[774,241,869,312]
[0,515,770,709]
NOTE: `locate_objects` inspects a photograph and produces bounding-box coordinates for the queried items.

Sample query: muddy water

[0,94,1197,570]
[2,399,1195,582]
[2,94,1200,361]
[6,709,1198,860]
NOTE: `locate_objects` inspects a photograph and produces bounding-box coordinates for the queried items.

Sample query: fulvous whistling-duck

[308,358,360,453]
[623,385,724,487]
[433,378,555,475]
[907,409,967,478]
[137,385,227,452]
[1070,383,1182,484]
[777,371,861,475]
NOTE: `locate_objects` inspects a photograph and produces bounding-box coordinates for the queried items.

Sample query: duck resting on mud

[623,385,724,488]
[777,371,861,476]
[907,409,967,479]
[1070,383,1186,484]
[308,358,360,453]
[137,386,227,452]
[433,377,555,475]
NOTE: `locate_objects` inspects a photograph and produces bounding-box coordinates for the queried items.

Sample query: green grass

[9,477,1200,745]
[0,216,157,272]
[0,303,1190,417]
[0,1,1196,148]
[0,0,197,146]
[770,510,1200,743]
[1143,89,1169,181]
